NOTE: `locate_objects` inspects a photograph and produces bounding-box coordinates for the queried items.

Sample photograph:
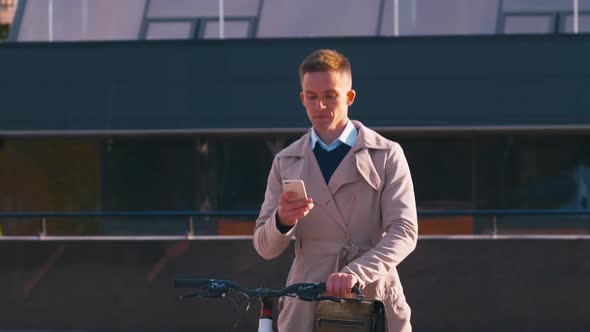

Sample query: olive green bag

[314,298,387,332]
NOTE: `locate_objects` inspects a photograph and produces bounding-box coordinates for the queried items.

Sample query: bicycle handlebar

[175,278,241,289]
[174,278,361,302]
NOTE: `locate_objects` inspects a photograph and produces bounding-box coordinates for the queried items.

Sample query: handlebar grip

[316,282,359,295]
[174,278,214,288]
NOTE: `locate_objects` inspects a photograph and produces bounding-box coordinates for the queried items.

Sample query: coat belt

[295,238,372,272]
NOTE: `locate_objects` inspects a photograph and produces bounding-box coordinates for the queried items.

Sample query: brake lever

[178,289,211,300]
[178,288,227,300]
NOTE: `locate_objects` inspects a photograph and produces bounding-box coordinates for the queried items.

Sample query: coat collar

[276,120,390,235]
[276,120,390,159]
[276,120,389,194]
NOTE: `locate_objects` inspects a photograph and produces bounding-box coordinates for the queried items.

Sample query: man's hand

[277,192,314,227]
[326,272,358,298]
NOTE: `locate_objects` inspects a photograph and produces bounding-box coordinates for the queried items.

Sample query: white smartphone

[282,179,308,202]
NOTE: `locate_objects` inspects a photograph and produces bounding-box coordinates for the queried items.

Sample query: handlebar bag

[314,298,386,332]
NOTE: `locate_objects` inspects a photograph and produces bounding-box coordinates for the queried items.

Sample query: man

[253,49,418,331]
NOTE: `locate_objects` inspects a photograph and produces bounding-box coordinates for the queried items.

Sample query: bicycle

[174,278,364,332]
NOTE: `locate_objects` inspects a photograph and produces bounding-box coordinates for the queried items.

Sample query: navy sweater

[313,143,352,184]
[276,143,352,233]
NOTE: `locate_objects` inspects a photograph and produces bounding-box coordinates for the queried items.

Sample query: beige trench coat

[254,120,418,332]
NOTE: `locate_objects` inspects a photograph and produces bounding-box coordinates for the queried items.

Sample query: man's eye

[306,95,317,100]
[326,94,337,99]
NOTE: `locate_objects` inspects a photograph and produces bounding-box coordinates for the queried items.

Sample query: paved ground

[3,330,590,332]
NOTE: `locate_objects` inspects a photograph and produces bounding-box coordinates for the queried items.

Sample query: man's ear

[300,91,305,104]
[346,89,356,106]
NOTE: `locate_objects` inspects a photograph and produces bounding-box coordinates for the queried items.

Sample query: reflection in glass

[503,14,555,34]
[257,0,380,37]
[563,13,590,32]
[17,0,145,41]
[146,21,193,40]
[147,0,258,18]
[202,20,250,39]
[1,133,589,236]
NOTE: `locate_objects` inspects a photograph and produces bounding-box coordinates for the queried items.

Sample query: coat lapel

[305,147,351,235]
[280,131,350,235]
[280,121,388,235]
[327,150,362,194]
[329,122,382,194]
[354,148,381,191]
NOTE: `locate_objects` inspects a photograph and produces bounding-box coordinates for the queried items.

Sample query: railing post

[187,216,194,238]
[39,217,47,239]
[490,215,497,237]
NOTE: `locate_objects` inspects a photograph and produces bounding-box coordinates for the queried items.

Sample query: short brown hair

[299,49,351,82]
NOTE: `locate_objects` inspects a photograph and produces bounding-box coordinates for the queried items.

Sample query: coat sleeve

[341,143,418,286]
[253,156,296,260]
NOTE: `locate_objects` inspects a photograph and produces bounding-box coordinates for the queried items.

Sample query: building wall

[0,238,589,330]
[10,0,590,41]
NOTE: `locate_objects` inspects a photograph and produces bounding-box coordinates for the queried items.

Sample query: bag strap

[371,300,387,332]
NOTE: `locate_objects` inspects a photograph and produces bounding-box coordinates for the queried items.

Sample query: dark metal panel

[1,35,590,133]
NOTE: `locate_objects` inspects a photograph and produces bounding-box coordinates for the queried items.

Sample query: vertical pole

[393,0,399,36]
[48,0,53,41]
[490,216,497,237]
[40,217,47,239]
[187,216,194,238]
[573,0,579,33]
[471,139,478,211]
[411,0,417,29]
[219,0,224,39]
[82,0,88,38]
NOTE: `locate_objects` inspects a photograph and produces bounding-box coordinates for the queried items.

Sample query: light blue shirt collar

[310,120,357,152]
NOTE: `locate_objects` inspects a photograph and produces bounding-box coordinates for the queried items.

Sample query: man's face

[300,71,356,137]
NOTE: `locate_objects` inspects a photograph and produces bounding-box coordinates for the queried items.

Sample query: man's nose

[316,98,326,109]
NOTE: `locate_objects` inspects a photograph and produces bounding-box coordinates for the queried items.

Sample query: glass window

[0,138,99,235]
[214,137,279,210]
[502,0,585,12]
[503,14,555,34]
[146,21,194,40]
[17,0,145,41]
[2,133,589,236]
[100,138,198,211]
[380,0,498,36]
[98,138,199,235]
[147,0,259,18]
[258,0,380,38]
[562,13,590,33]
[202,20,250,39]
[395,136,474,210]
[504,136,590,209]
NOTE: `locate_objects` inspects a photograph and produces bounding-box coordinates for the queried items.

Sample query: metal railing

[1,209,589,239]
